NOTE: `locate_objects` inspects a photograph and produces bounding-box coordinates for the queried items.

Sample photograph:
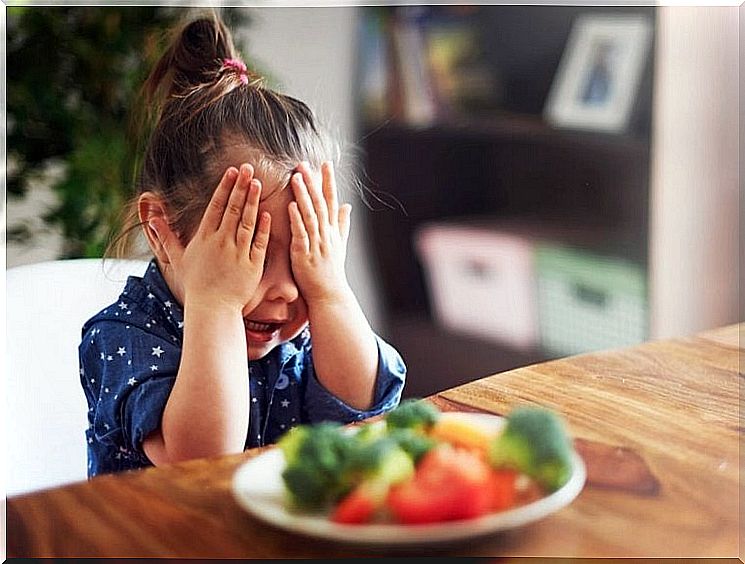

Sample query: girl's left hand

[289,161,352,304]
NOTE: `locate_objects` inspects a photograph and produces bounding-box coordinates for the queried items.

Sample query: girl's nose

[263,270,299,304]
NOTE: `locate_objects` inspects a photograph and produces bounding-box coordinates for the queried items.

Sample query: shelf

[361,113,650,156]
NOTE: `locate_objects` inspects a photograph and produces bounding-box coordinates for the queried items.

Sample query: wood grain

[6,324,741,558]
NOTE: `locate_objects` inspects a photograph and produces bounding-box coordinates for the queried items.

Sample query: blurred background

[6,5,741,399]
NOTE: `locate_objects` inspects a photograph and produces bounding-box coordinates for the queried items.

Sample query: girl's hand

[150,164,271,312]
[289,161,352,304]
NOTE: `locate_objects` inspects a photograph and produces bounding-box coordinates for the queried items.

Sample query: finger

[321,161,339,229]
[250,211,271,264]
[220,163,253,234]
[148,216,185,266]
[288,201,310,255]
[339,203,352,244]
[201,167,240,233]
[236,179,261,249]
[291,172,319,247]
[298,162,329,238]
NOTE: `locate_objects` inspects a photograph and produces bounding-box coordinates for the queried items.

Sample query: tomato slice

[386,446,515,524]
[489,469,518,511]
[331,486,377,524]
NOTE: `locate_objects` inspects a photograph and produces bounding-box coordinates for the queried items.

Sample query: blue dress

[79,260,406,477]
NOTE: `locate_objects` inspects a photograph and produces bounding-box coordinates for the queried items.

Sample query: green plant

[7,6,251,257]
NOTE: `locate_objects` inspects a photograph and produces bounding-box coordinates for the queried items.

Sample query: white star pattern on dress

[164,301,172,308]
[107,355,113,361]
[117,347,126,357]
[100,352,105,360]
[118,301,128,309]
[151,346,164,358]
[281,399,290,408]
[127,377,137,386]
[147,293,155,299]
[150,365,158,371]
[177,321,184,329]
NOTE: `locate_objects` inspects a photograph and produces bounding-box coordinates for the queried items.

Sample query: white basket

[415,223,538,348]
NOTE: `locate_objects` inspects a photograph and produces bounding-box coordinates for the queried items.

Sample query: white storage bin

[415,223,538,348]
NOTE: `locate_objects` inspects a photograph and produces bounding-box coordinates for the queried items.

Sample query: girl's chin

[247,341,273,360]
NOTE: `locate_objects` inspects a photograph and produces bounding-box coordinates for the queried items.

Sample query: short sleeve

[303,334,406,424]
[80,320,179,456]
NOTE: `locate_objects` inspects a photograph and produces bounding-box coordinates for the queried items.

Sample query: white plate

[231,412,586,546]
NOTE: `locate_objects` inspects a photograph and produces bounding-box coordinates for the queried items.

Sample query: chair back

[6,258,150,495]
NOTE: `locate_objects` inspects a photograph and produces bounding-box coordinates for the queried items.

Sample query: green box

[536,244,648,356]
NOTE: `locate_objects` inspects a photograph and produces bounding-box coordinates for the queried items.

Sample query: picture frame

[544,14,652,134]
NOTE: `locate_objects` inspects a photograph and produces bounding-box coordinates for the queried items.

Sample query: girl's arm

[143,165,270,464]
[289,162,378,411]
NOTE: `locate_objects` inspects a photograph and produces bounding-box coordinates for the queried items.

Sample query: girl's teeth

[245,321,272,331]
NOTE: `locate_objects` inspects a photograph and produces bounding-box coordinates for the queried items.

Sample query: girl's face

[241,182,308,360]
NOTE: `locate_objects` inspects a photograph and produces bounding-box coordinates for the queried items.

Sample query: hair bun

[171,17,235,92]
[144,13,240,105]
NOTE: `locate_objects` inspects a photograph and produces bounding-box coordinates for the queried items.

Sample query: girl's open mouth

[244,319,282,342]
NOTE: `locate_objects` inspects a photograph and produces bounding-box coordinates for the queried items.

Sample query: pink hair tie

[222,57,249,85]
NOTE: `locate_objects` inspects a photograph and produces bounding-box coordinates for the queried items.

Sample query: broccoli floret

[387,427,437,463]
[278,422,353,511]
[351,420,387,444]
[341,435,415,505]
[489,407,574,492]
[385,399,440,432]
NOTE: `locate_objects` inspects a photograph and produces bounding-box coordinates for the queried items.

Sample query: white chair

[6,258,150,496]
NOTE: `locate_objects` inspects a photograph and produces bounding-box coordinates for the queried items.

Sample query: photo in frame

[544,14,652,134]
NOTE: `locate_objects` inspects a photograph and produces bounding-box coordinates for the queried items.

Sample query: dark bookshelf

[355,5,657,399]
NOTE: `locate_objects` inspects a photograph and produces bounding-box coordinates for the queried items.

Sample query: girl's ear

[137,192,174,265]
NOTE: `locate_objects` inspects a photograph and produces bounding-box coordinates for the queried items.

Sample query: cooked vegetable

[278,422,353,511]
[331,437,414,523]
[331,435,415,524]
[280,422,417,519]
[386,445,512,524]
[384,399,440,432]
[429,413,498,454]
[387,427,437,463]
[278,404,576,525]
[489,407,573,492]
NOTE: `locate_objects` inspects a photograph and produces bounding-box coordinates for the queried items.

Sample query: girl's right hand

[149,164,271,312]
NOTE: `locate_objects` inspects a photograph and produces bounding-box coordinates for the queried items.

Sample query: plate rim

[231,412,587,545]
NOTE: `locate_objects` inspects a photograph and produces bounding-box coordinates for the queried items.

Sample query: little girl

[79,14,406,477]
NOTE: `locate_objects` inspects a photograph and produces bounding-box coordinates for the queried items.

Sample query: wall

[649,6,740,339]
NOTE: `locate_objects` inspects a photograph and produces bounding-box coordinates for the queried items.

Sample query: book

[357,8,390,124]
[389,7,438,127]
[423,15,501,117]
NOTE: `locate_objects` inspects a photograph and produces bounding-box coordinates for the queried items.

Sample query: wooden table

[6,324,741,558]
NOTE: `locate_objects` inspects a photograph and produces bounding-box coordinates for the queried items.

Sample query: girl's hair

[109,11,335,257]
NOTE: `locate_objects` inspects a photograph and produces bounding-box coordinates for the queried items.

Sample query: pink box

[415,222,538,348]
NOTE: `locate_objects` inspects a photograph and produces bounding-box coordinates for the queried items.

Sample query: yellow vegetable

[429,413,500,455]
